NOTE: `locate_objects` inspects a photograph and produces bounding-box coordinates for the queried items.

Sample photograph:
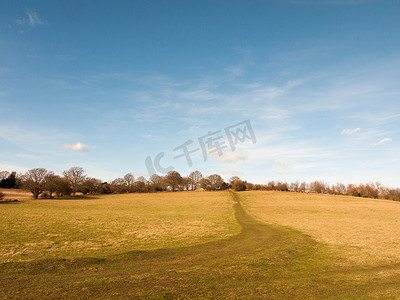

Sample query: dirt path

[0,192,390,299]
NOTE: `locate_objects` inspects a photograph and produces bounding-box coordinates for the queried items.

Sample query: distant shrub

[40,191,49,198]
[232,180,246,191]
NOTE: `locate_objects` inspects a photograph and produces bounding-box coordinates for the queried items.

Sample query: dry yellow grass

[0,188,32,201]
[0,191,240,263]
[241,191,400,266]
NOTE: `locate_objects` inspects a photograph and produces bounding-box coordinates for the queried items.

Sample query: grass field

[0,191,239,263]
[0,188,32,201]
[1,190,400,298]
[241,191,400,266]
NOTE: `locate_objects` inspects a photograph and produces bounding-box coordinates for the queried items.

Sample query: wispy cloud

[0,124,71,154]
[341,128,361,135]
[62,142,90,152]
[373,138,392,146]
[16,9,43,27]
[215,151,247,163]
[274,158,296,168]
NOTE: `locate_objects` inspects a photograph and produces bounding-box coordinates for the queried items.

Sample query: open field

[0,188,32,201]
[0,191,239,263]
[1,191,400,298]
[241,191,400,266]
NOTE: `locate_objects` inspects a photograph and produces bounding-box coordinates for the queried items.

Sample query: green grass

[1,191,400,299]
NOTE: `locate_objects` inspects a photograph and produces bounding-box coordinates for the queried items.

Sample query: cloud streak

[341,128,361,135]
[16,9,43,27]
[214,152,247,163]
[62,142,90,152]
[373,138,392,146]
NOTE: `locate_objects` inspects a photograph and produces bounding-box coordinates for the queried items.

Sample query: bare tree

[298,182,308,192]
[188,171,203,190]
[44,172,59,197]
[165,171,183,191]
[124,173,135,192]
[229,176,241,184]
[208,174,225,191]
[22,168,49,199]
[347,184,360,197]
[275,181,289,191]
[63,167,87,195]
[267,181,276,190]
[81,178,102,194]
[150,174,166,191]
[110,178,128,193]
[181,177,192,191]
[200,178,212,191]
[334,183,347,195]
[245,182,253,190]
[134,176,148,193]
[0,171,10,181]
[290,181,299,192]
[309,181,326,193]
[232,179,246,191]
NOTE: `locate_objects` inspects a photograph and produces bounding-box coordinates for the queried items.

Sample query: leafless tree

[63,167,87,195]
[150,174,166,191]
[229,176,241,184]
[232,179,246,191]
[134,176,148,193]
[22,168,49,199]
[165,171,183,191]
[180,177,191,191]
[110,178,128,194]
[290,181,299,192]
[124,173,135,192]
[200,177,212,191]
[0,171,10,181]
[309,181,326,193]
[81,178,102,194]
[208,174,224,191]
[44,172,59,197]
[334,183,347,195]
[188,171,203,190]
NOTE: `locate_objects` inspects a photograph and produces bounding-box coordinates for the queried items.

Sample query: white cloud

[27,9,43,26]
[214,151,247,163]
[16,9,43,27]
[341,128,361,135]
[62,142,89,152]
[373,138,392,146]
[189,125,199,131]
[274,158,296,168]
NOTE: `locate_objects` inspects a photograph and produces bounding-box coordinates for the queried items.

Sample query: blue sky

[1,0,400,186]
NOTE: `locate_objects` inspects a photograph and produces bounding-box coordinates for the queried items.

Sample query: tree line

[0,168,399,202]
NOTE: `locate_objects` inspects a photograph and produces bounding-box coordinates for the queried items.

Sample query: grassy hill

[1,191,400,298]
